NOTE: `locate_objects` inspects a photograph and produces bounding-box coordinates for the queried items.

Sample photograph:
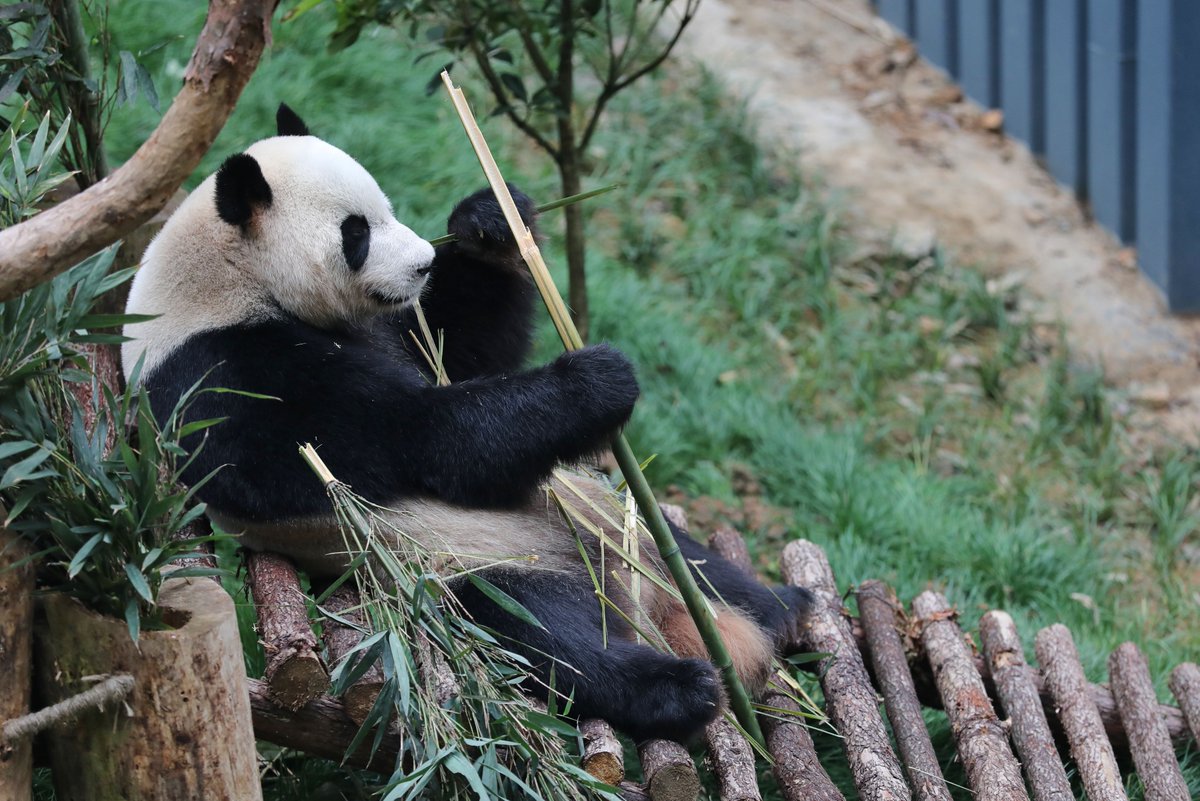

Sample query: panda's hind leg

[451,568,721,743]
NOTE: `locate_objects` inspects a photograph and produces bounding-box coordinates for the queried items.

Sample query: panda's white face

[243,136,434,326]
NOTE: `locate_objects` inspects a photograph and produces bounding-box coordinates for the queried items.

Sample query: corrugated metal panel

[878,0,914,35]
[1000,0,1045,151]
[956,0,999,107]
[916,1,957,75]
[1043,0,1088,196]
[1086,0,1137,241]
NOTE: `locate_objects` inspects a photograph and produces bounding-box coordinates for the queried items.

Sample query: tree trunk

[0,528,34,801]
[560,153,589,342]
[37,577,261,801]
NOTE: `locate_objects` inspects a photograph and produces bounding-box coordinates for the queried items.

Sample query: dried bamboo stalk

[781,540,910,801]
[580,718,625,786]
[912,592,1028,801]
[858,581,952,801]
[1168,663,1200,744]
[761,689,846,801]
[320,585,385,725]
[709,526,754,574]
[978,611,1072,801]
[638,739,700,801]
[1108,643,1189,801]
[244,551,328,710]
[1034,624,1127,801]
[704,716,760,801]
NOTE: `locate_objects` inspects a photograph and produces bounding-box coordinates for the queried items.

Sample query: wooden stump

[781,540,910,801]
[1035,624,1127,801]
[858,582,952,801]
[1108,643,1189,801]
[37,577,261,801]
[638,739,699,801]
[244,550,328,710]
[978,611,1072,801]
[580,718,624,786]
[320,585,385,725]
[0,529,34,801]
[912,592,1028,801]
[761,690,845,801]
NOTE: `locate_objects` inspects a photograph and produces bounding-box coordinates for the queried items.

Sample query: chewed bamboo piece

[440,70,763,746]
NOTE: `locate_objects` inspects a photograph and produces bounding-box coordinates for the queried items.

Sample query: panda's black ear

[276,103,311,137]
[215,153,272,227]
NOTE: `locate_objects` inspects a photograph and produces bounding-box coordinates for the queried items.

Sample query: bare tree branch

[0,0,279,303]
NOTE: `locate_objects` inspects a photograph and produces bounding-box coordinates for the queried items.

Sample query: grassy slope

[101,4,1198,798]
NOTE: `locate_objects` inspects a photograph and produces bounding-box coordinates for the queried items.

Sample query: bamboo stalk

[760,689,845,801]
[638,739,700,801]
[580,718,625,786]
[978,610,1072,801]
[1108,643,1190,801]
[1168,663,1200,744]
[781,541,910,801]
[911,592,1028,801]
[1035,624,1127,801]
[858,581,952,801]
[440,70,763,746]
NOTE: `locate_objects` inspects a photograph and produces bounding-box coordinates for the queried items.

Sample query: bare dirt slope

[675,0,1200,446]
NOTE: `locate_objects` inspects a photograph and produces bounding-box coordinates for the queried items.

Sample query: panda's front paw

[553,344,640,431]
[445,184,538,268]
[623,657,722,743]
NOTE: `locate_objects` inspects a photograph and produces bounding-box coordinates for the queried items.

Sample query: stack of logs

[236,509,1200,801]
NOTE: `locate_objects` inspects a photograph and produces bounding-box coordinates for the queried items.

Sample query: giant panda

[122,104,811,743]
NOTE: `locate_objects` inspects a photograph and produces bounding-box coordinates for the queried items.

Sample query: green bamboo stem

[440,71,765,747]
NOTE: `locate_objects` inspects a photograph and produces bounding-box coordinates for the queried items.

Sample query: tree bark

[1168,663,1200,744]
[760,690,845,801]
[857,581,952,801]
[0,0,278,302]
[244,551,328,710]
[0,528,34,801]
[320,585,384,725]
[704,716,760,801]
[1034,624,1127,801]
[1108,643,1190,801]
[38,578,261,801]
[911,592,1028,801]
[638,739,699,801]
[781,540,910,801]
[978,610,1072,801]
[709,526,754,574]
[580,718,625,786]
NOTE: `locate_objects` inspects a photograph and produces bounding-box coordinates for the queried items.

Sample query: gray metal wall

[871,0,1200,312]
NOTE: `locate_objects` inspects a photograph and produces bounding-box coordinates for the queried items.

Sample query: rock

[892,221,937,260]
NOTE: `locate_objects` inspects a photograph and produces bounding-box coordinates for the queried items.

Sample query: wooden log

[38,577,261,800]
[414,628,459,707]
[978,611,1072,801]
[1168,663,1200,744]
[781,540,910,801]
[658,503,690,532]
[244,550,328,710]
[320,584,385,725]
[248,677,403,771]
[912,592,1028,801]
[580,718,625,786]
[638,739,700,801]
[709,526,754,574]
[761,690,846,801]
[857,581,952,801]
[1035,624,1127,801]
[1108,643,1189,801]
[704,716,760,801]
[0,528,34,801]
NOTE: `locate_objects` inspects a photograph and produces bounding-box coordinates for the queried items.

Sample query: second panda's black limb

[452,568,722,744]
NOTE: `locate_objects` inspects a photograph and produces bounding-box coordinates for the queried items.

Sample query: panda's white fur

[122,107,809,742]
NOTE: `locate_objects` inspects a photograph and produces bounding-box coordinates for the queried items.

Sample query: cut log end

[639,739,699,801]
[580,718,625,786]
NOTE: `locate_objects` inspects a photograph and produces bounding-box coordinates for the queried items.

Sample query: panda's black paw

[620,656,722,744]
[446,184,538,267]
[553,344,640,432]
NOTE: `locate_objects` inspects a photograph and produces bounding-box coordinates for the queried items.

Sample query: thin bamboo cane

[440,70,763,747]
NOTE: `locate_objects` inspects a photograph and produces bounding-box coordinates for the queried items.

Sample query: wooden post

[0,528,34,801]
[760,690,845,801]
[1034,624,1127,801]
[244,550,328,710]
[911,592,1028,801]
[978,611,1072,801]
[781,540,910,801]
[38,577,261,800]
[580,718,624,786]
[858,581,952,801]
[320,584,384,725]
[1168,662,1200,744]
[1108,643,1190,801]
[638,740,699,801]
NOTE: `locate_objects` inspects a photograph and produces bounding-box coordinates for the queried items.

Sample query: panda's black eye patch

[341,214,370,272]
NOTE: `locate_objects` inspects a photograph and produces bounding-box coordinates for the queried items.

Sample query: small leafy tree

[321,0,701,341]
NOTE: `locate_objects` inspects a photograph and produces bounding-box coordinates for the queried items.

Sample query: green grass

[90,3,1200,799]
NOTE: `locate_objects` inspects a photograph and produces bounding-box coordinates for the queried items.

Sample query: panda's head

[209,105,435,325]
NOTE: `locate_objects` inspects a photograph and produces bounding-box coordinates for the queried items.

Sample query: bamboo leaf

[465,574,543,629]
[67,533,107,578]
[124,563,154,603]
